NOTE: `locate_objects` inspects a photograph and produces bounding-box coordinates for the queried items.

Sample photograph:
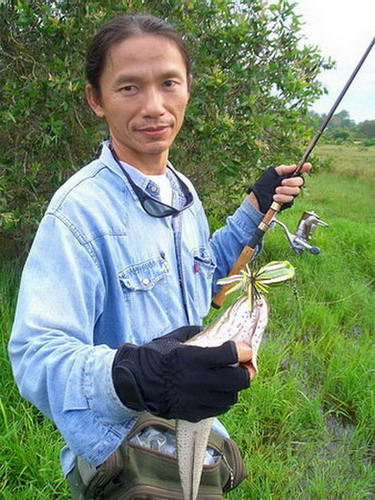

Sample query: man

[9,13,310,498]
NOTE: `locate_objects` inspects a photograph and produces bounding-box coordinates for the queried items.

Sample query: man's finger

[235,342,252,363]
[275,185,300,196]
[235,343,256,379]
[241,360,257,380]
[280,177,305,187]
[275,163,312,176]
[274,193,296,204]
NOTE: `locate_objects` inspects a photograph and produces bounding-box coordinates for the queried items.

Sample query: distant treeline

[307,110,375,143]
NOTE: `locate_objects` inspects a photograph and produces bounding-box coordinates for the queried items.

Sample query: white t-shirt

[147,174,173,206]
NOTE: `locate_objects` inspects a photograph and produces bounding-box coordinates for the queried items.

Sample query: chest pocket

[118,257,171,342]
[119,257,169,295]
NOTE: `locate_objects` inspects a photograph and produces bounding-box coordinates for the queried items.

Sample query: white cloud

[295,0,375,123]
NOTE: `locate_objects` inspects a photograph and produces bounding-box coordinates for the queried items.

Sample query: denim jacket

[9,141,263,475]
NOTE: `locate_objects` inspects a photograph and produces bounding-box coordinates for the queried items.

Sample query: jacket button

[142,278,150,286]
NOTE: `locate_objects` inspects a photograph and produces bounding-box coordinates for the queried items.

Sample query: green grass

[0,261,68,499]
[1,145,374,499]
[223,144,375,499]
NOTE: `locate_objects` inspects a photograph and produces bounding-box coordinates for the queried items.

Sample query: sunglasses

[110,145,194,218]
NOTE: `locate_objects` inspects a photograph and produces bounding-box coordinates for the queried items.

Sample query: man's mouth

[136,125,171,138]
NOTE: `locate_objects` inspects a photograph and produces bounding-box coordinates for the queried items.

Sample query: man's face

[86,35,191,174]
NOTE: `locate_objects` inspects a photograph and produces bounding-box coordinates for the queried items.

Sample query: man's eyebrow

[113,70,186,86]
[113,74,142,85]
[158,70,186,80]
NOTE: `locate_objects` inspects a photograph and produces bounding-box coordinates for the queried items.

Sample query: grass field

[1,145,374,499]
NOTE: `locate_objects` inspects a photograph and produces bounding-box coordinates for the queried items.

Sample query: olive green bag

[67,412,247,499]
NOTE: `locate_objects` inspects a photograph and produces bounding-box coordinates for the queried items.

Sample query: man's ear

[86,84,105,117]
[187,74,193,96]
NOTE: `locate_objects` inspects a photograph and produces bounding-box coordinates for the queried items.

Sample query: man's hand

[112,327,251,423]
[248,163,312,213]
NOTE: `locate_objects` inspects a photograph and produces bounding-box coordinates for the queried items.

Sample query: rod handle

[211,245,256,308]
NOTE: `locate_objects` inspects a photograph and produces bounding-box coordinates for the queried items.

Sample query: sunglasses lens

[143,199,176,217]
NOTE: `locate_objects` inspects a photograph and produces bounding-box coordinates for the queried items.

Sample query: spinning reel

[273,211,328,255]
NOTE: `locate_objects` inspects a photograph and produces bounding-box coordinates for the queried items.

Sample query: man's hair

[86,14,192,93]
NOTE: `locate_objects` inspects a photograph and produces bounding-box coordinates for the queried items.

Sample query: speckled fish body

[176,295,269,500]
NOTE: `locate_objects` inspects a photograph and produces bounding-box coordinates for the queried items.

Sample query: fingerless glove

[112,326,250,423]
[248,166,296,213]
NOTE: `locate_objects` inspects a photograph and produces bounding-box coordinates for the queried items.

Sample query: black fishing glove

[248,166,300,213]
[112,326,250,423]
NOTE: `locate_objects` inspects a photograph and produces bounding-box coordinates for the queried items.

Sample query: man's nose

[142,87,165,117]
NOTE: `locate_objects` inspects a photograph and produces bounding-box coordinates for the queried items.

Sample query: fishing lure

[217,260,295,312]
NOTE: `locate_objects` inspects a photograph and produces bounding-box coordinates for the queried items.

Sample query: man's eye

[164,80,177,88]
[120,85,137,93]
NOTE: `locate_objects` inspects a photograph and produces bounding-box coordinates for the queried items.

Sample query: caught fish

[176,261,295,500]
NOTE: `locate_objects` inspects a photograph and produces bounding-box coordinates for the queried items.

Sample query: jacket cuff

[228,198,263,248]
[86,346,139,425]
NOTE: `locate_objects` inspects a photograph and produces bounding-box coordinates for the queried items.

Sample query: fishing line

[291,277,375,306]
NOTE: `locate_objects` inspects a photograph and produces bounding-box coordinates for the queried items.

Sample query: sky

[294,0,375,123]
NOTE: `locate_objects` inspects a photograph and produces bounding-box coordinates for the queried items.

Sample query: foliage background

[0,0,332,249]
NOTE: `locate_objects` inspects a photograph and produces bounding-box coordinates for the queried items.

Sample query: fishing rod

[212,35,375,309]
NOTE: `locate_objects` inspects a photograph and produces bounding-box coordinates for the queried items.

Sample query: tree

[0,0,332,249]
[327,110,356,130]
[321,110,355,142]
[306,110,322,130]
[356,120,375,139]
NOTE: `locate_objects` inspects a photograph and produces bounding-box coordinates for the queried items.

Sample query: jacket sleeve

[209,197,263,292]
[8,213,137,465]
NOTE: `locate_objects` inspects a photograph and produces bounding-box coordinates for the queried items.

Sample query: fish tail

[176,418,214,500]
